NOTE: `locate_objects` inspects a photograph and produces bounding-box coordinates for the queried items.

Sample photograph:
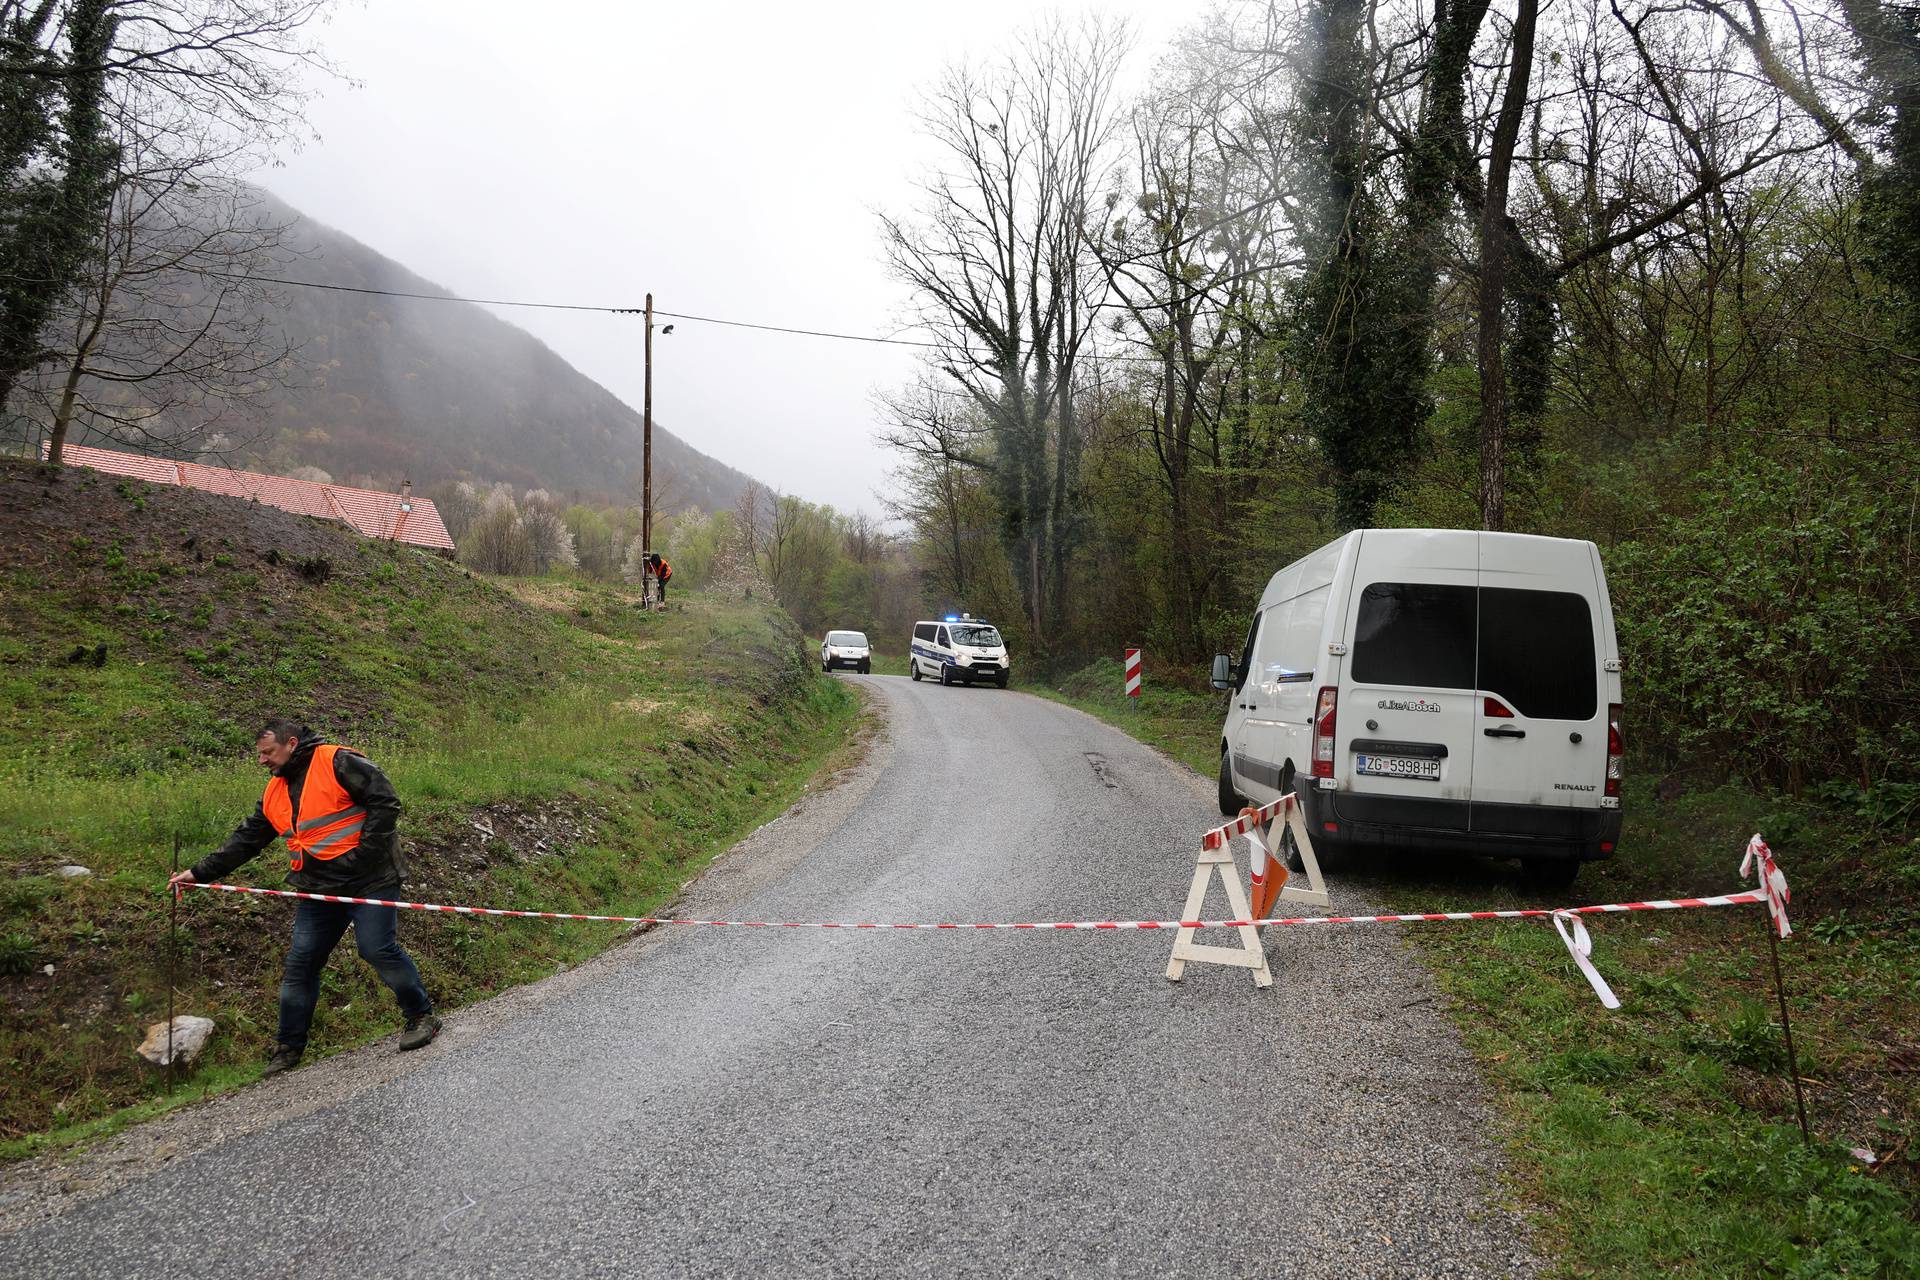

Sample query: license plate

[1354,753,1440,781]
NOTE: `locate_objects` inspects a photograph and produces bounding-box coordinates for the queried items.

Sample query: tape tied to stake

[1740,834,1792,938]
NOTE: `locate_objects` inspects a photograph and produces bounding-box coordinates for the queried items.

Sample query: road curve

[0,676,1541,1278]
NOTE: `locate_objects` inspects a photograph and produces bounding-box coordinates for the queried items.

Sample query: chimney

[399,478,413,513]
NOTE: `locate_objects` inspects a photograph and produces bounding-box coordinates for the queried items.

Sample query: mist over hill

[28,189,751,511]
[259,192,750,507]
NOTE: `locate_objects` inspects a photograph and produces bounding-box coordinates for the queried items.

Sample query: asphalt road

[0,676,1541,1278]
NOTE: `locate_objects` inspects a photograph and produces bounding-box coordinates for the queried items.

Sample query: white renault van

[909,616,1010,687]
[1212,530,1622,887]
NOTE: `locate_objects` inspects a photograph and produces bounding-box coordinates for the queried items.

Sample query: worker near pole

[168,719,439,1075]
[646,551,672,603]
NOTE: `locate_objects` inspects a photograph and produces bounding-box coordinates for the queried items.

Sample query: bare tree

[22,105,301,464]
[2,1,332,423]
[1475,0,1541,531]
[760,488,799,597]
[1,0,117,418]
[844,509,884,565]
[1096,51,1295,657]
[761,491,838,630]
[733,477,771,566]
[520,492,576,574]
[880,15,1129,651]
[461,493,530,576]
[430,480,482,543]
[878,376,995,606]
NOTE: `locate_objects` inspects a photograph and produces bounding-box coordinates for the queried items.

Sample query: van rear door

[1343,534,1479,823]
[1471,537,1608,824]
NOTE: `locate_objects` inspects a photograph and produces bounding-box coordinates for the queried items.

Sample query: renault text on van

[1213,530,1622,887]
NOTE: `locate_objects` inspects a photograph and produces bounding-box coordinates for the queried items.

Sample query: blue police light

[945,615,958,622]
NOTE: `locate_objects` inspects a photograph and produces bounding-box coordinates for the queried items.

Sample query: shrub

[1609,444,1920,793]
[0,931,35,976]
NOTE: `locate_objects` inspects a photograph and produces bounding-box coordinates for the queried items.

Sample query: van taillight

[1606,704,1624,797]
[1312,686,1338,778]
[1483,696,1514,719]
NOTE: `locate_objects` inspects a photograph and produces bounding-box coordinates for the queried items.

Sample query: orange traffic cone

[1242,806,1291,920]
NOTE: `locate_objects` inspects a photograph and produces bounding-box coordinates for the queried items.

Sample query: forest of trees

[11,2,1914,804]
[870,0,1920,800]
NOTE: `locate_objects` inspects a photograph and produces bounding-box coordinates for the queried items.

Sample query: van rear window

[1479,588,1596,720]
[1353,582,1598,720]
[1353,583,1475,689]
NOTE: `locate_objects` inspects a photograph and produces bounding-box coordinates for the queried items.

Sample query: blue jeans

[277,890,432,1052]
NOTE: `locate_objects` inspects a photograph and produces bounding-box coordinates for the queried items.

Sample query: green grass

[1030,656,1920,1278]
[0,485,862,1158]
[1022,655,1224,774]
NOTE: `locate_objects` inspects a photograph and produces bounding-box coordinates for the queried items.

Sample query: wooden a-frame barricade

[1164,792,1331,987]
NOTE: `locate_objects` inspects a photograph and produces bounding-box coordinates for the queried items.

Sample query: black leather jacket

[191,734,405,893]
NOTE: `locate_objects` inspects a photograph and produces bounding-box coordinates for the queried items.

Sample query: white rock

[41,964,54,977]
[56,865,91,879]
[136,1016,216,1070]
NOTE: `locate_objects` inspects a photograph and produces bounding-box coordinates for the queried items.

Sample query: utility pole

[643,291,655,606]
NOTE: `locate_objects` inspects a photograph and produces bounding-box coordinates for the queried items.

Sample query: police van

[909,615,1011,687]
[1213,529,1623,887]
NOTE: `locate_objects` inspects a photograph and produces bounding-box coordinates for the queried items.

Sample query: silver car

[821,629,871,673]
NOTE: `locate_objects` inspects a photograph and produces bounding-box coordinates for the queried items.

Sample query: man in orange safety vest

[645,550,672,602]
[169,719,439,1075]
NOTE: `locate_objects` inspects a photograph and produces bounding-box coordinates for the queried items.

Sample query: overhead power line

[229,271,1175,367]
[649,307,947,350]
[235,272,947,349]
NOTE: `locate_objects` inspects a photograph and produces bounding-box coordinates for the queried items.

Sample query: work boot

[398,1014,441,1051]
[263,1044,302,1076]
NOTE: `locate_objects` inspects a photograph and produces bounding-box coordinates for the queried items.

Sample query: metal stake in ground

[1764,912,1812,1143]
[167,833,179,1093]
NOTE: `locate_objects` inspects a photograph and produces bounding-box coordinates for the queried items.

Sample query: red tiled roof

[49,443,457,552]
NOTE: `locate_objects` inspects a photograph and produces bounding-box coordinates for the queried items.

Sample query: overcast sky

[267,1,1202,516]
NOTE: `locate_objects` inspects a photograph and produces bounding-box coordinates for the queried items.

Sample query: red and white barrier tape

[1740,833,1792,938]
[1551,911,1620,1008]
[180,879,1769,932]
[1203,794,1291,850]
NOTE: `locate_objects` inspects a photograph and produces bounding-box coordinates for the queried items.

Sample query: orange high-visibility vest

[262,744,367,873]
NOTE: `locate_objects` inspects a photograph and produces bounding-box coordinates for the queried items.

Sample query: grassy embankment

[0,462,859,1159]
[1030,656,1919,1279]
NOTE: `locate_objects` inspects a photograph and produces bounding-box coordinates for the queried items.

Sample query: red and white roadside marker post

[1124,647,1142,699]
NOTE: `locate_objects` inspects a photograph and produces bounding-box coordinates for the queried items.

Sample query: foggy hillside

[107,190,751,509]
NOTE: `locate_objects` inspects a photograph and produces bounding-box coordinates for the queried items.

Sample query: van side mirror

[1210,653,1234,690]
